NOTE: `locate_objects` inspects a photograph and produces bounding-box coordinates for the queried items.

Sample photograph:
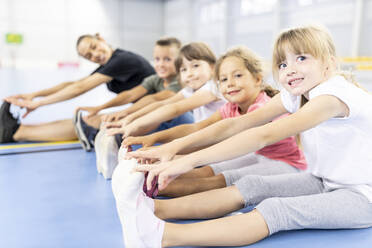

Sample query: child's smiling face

[277,46,331,97]
[153,45,178,80]
[179,57,213,90]
[218,56,261,106]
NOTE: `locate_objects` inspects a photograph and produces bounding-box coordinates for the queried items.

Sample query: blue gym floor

[1,144,372,248]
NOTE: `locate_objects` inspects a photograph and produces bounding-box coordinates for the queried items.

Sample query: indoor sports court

[1,0,372,247]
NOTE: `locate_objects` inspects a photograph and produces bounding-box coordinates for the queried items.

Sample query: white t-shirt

[181,80,226,122]
[281,75,372,202]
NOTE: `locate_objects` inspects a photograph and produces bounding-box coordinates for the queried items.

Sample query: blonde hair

[272,25,366,92]
[215,46,279,97]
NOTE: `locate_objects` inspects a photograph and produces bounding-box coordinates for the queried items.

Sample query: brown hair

[156,37,181,48]
[76,34,96,48]
[175,42,216,73]
[215,46,279,97]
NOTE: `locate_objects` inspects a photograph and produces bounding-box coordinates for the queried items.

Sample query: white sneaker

[94,127,106,174]
[112,157,147,247]
[101,133,119,179]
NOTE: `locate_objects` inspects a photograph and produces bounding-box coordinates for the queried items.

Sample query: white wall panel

[0,0,163,69]
[360,0,372,55]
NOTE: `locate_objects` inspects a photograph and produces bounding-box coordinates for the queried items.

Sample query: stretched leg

[156,186,244,220]
[159,154,257,197]
[160,156,299,197]
[13,119,77,141]
[162,188,372,247]
[175,166,214,179]
[83,114,105,129]
[223,156,299,187]
[136,186,269,247]
[123,172,326,247]
[163,209,269,247]
[256,188,372,235]
[159,173,226,197]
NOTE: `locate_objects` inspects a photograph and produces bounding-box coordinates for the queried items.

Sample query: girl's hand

[105,121,125,136]
[77,106,101,118]
[104,120,122,129]
[123,135,156,148]
[121,123,139,138]
[135,159,194,191]
[120,115,134,126]
[125,143,177,162]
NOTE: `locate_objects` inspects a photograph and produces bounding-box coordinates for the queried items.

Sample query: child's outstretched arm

[121,90,219,137]
[123,111,222,148]
[136,94,348,190]
[102,90,176,122]
[120,92,185,126]
[127,94,286,162]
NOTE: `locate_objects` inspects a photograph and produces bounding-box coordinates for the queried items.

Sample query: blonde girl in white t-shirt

[118,26,372,247]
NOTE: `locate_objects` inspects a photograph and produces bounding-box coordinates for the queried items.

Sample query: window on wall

[240,0,277,15]
[200,0,226,23]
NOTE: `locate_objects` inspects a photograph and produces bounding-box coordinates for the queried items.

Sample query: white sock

[9,103,21,120]
[136,193,165,248]
[101,133,119,179]
[94,128,105,174]
[112,158,146,247]
[118,146,129,160]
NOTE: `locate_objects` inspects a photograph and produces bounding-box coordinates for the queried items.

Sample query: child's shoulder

[310,75,368,100]
[197,80,215,91]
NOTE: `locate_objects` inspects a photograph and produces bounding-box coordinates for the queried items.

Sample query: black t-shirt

[93,49,155,94]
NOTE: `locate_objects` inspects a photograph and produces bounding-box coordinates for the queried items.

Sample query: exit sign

[6,33,23,44]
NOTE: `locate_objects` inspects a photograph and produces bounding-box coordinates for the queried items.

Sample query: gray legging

[234,172,372,234]
[209,153,300,186]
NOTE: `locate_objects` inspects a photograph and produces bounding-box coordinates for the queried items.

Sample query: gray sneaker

[73,110,98,152]
[0,101,20,143]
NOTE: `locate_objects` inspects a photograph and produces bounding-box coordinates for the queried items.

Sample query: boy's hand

[102,110,128,122]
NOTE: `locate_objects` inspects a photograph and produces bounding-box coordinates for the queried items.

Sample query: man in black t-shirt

[93,48,155,94]
[1,34,154,143]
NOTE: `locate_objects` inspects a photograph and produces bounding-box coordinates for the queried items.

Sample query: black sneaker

[73,110,98,152]
[0,101,20,143]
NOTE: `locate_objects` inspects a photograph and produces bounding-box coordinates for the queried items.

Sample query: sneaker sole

[73,111,92,152]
